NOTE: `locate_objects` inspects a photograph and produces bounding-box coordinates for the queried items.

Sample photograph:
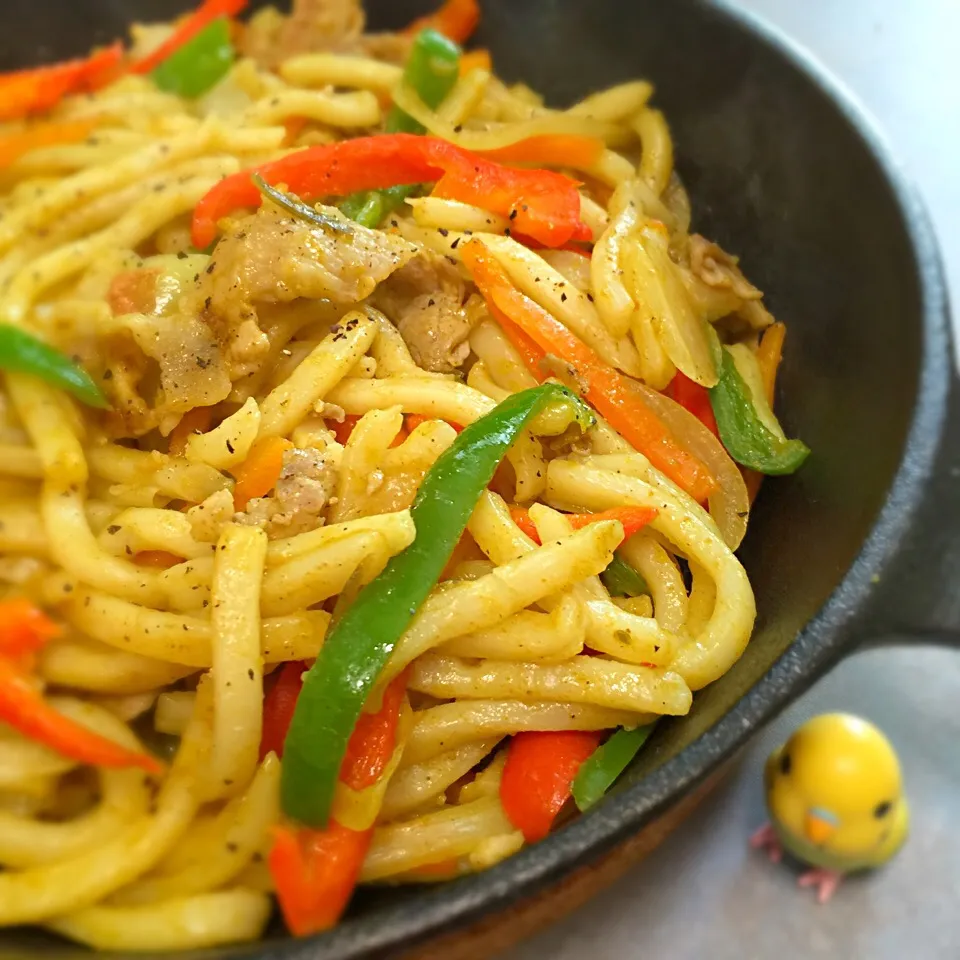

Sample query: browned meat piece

[688,234,763,301]
[687,234,775,329]
[373,252,473,373]
[101,269,231,438]
[237,446,339,539]
[239,0,364,68]
[196,206,417,378]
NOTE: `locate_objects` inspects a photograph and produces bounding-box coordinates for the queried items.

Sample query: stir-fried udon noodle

[0,0,809,949]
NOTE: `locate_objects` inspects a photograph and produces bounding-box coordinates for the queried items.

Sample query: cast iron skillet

[1,0,956,957]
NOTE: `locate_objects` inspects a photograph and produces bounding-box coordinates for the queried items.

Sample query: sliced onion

[391,82,622,152]
[626,223,718,388]
[628,380,750,550]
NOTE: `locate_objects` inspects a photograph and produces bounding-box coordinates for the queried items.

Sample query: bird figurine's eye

[874,801,892,819]
[779,753,791,775]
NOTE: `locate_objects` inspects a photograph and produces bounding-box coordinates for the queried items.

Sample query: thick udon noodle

[0,5,780,950]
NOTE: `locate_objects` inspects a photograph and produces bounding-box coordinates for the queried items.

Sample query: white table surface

[507,2,960,957]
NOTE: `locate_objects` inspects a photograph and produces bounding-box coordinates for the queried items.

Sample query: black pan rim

[148,2,948,957]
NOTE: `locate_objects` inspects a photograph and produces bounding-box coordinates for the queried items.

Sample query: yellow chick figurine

[751,713,909,903]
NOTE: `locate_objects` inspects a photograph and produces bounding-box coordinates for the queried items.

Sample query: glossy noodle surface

[0,0,807,948]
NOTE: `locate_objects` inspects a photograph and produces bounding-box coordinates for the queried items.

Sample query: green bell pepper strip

[708,346,810,475]
[252,174,351,235]
[0,325,107,409]
[600,554,648,598]
[340,29,461,228]
[385,28,461,136]
[338,190,384,228]
[280,383,590,827]
[572,723,657,812]
[151,17,235,99]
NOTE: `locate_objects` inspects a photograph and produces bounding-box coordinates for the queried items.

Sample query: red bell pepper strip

[500,730,603,842]
[129,0,248,76]
[0,656,163,773]
[339,672,408,791]
[509,506,658,545]
[259,666,408,787]
[269,821,373,937]
[260,661,305,760]
[330,414,406,448]
[461,239,717,502]
[0,44,124,122]
[329,414,360,446]
[268,672,407,934]
[0,598,60,658]
[402,0,481,44]
[670,370,719,438]
[190,134,591,251]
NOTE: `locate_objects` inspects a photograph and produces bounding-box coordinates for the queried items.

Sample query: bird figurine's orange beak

[804,810,836,845]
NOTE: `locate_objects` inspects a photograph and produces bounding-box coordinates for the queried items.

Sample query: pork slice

[374,252,473,373]
[239,0,365,68]
[688,233,763,301]
[197,206,417,377]
[236,446,339,539]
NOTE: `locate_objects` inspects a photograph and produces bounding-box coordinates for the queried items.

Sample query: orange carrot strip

[133,551,183,569]
[490,304,549,374]
[566,506,658,540]
[744,322,786,503]
[458,48,492,76]
[0,657,163,773]
[756,322,786,407]
[440,530,485,580]
[402,0,480,44]
[461,240,717,501]
[282,116,308,146]
[480,135,606,170]
[412,857,460,877]
[0,119,97,168]
[509,505,657,545]
[168,406,214,457]
[509,506,541,543]
[232,436,293,511]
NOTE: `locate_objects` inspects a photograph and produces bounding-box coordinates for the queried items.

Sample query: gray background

[508,1,960,957]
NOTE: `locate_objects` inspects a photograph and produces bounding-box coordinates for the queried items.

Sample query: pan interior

[0,0,937,956]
